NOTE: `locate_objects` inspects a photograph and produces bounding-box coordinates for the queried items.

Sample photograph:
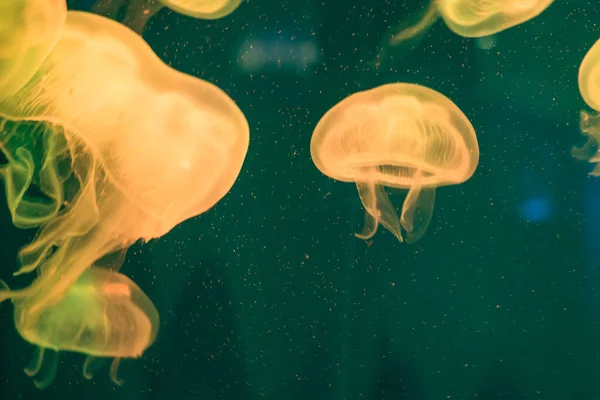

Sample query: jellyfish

[0,0,67,101]
[572,38,600,175]
[0,10,249,386]
[310,83,479,243]
[438,0,554,38]
[374,0,553,67]
[5,266,159,388]
[91,0,243,34]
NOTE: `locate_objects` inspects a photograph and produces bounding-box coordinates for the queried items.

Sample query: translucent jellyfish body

[11,267,159,388]
[438,0,554,38]
[92,0,243,34]
[382,0,553,59]
[573,38,600,175]
[0,0,67,101]
[0,10,248,386]
[310,83,479,243]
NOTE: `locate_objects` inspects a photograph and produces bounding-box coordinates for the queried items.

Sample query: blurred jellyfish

[92,0,243,34]
[0,0,67,101]
[0,10,249,386]
[374,0,553,67]
[310,83,479,243]
[10,266,159,388]
[573,38,600,175]
[438,0,554,38]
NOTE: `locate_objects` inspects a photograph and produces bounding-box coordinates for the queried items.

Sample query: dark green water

[1,0,599,399]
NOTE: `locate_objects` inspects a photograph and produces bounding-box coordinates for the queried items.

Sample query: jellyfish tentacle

[24,347,59,390]
[355,201,378,240]
[389,1,439,47]
[110,358,124,386]
[33,350,59,390]
[83,356,96,380]
[356,180,403,243]
[400,170,436,244]
[24,347,45,377]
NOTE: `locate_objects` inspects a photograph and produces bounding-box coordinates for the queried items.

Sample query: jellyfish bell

[0,9,247,363]
[310,83,479,243]
[0,0,67,101]
[5,266,158,389]
[578,38,600,113]
[164,0,244,20]
[439,0,554,38]
[92,0,243,34]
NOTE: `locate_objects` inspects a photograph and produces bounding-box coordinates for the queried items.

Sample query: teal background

[1,0,599,399]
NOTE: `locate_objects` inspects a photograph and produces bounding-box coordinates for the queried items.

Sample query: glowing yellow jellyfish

[310,83,479,243]
[573,38,600,175]
[376,0,553,66]
[0,10,248,386]
[438,0,554,38]
[92,0,243,34]
[0,0,67,101]
[6,266,159,388]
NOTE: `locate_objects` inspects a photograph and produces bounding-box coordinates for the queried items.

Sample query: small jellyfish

[375,0,553,67]
[0,0,67,100]
[573,38,600,174]
[4,266,159,388]
[310,83,479,243]
[92,0,243,34]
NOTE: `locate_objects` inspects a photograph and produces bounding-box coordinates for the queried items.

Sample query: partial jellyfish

[92,0,243,34]
[0,0,67,101]
[437,0,554,38]
[374,0,553,68]
[0,10,249,386]
[10,266,159,388]
[310,83,479,243]
[573,38,600,175]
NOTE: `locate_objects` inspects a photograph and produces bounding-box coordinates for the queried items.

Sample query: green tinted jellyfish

[573,38,600,175]
[310,83,479,243]
[92,0,243,34]
[0,10,249,386]
[6,266,159,388]
[0,0,67,101]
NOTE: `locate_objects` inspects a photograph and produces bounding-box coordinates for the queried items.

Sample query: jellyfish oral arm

[573,110,600,176]
[389,1,440,47]
[400,170,436,244]
[355,179,403,243]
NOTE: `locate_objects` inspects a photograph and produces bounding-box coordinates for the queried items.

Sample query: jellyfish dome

[10,267,159,388]
[438,0,554,38]
[92,0,243,34]
[164,0,244,19]
[0,0,66,101]
[579,38,600,112]
[311,83,479,243]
